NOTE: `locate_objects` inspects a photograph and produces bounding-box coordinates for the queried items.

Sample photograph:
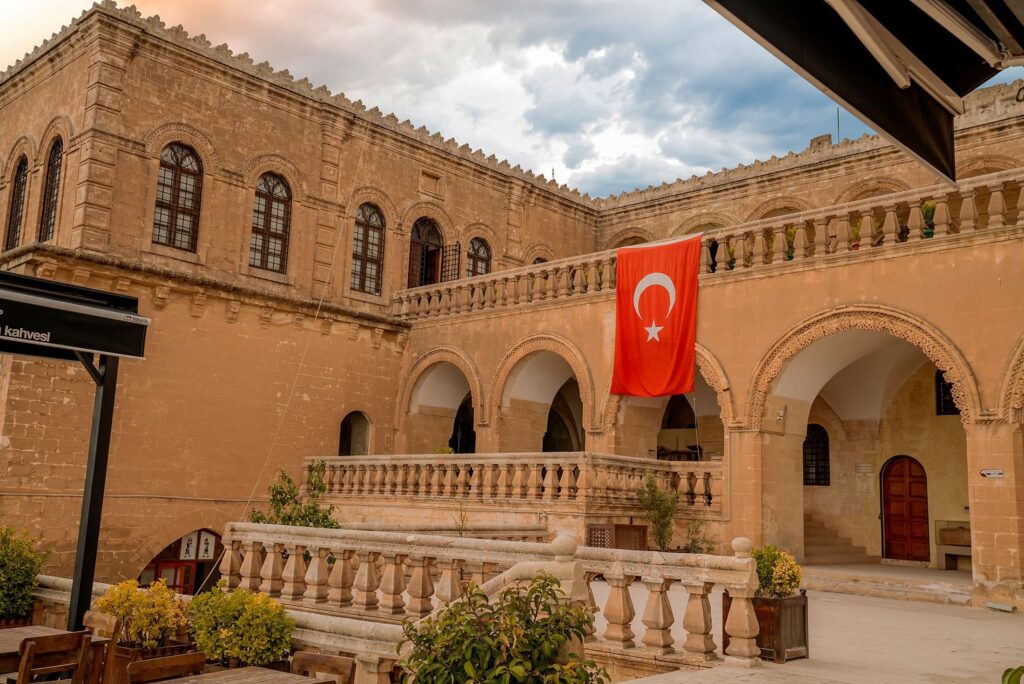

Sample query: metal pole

[67,354,119,631]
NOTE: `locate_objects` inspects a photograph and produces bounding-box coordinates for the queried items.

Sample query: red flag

[611,235,700,397]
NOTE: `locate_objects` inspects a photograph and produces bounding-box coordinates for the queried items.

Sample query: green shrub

[751,546,803,598]
[0,527,49,619]
[93,579,188,649]
[190,581,294,666]
[679,518,716,554]
[249,459,338,528]
[637,474,679,551]
[400,574,606,683]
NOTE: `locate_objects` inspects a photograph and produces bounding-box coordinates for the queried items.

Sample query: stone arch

[4,136,37,179]
[488,333,598,433]
[348,186,400,230]
[833,176,912,204]
[400,201,457,243]
[605,227,656,250]
[672,211,740,237]
[123,505,228,581]
[35,115,74,165]
[522,242,555,264]
[600,342,736,433]
[999,333,1024,420]
[396,346,486,429]
[745,306,982,429]
[242,154,309,202]
[143,122,221,173]
[745,196,814,221]
[461,222,501,265]
[958,153,1020,179]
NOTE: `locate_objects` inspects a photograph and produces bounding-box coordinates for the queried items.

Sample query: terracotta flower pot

[721,589,809,664]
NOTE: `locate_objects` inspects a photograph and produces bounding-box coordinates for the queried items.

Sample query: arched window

[339,411,370,456]
[153,143,203,252]
[38,138,64,242]
[408,217,445,287]
[4,157,28,251]
[803,424,830,486]
[250,173,292,273]
[935,369,959,415]
[467,237,491,277]
[351,203,385,295]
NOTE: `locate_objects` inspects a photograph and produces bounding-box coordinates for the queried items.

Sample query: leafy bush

[93,579,188,649]
[0,527,49,619]
[922,201,936,237]
[751,546,803,598]
[1003,666,1024,684]
[400,574,607,683]
[190,582,295,666]
[679,518,716,555]
[249,459,338,528]
[636,474,678,551]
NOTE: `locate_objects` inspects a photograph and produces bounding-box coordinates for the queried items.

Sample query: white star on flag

[644,320,663,342]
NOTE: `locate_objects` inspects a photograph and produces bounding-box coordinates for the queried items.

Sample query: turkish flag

[611,235,701,397]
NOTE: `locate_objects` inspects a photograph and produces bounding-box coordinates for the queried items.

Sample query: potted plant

[722,545,808,663]
[0,527,48,628]
[93,579,191,684]
[400,574,607,683]
[190,582,294,671]
[637,474,678,552]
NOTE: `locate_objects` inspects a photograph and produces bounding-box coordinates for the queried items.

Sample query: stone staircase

[804,512,879,565]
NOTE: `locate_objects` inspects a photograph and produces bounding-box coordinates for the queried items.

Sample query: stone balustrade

[311,452,722,515]
[392,168,1024,321]
[219,523,761,668]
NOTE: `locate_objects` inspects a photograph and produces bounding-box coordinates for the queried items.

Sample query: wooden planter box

[722,590,808,664]
[203,659,290,673]
[0,615,32,630]
[103,640,192,684]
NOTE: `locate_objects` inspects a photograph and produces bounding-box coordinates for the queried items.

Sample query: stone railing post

[238,541,264,592]
[958,189,977,231]
[602,567,635,648]
[280,544,308,600]
[302,547,330,604]
[405,556,435,619]
[987,182,1006,229]
[327,549,355,607]
[379,553,408,615]
[435,559,464,606]
[681,581,716,659]
[352,551,381,611]
[219,540,242,589]
[259,543,284,597]
[724,538,760,667]
[640,577,676,653]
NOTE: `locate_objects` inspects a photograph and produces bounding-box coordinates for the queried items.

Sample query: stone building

[1,2,1023,608]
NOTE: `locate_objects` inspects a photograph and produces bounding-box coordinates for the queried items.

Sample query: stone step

[803,567,971,605]
[805,552,879,565]
[805,543,868,556]
[804,531,854,543]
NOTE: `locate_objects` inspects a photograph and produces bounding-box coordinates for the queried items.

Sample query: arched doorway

[881,455,930,562]
[543,378,583,452]
[497,348,588,452]
[449,395,476,453]
[339,411,370,455]
[139,529,222,594]
[408,217,444,287]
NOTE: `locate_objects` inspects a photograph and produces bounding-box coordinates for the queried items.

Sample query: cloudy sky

[4,2,1021,197]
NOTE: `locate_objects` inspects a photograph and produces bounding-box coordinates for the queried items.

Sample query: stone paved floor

[589,582,1024,683]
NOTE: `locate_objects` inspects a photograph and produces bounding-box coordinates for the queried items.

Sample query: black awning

[705,0,1024,182]
[0,270,150,360]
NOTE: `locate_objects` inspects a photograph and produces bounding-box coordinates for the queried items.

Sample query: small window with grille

[4,156,28,251]
[467,237,491,277]
[935,370,959,415]
[38,138,64,242]
[803,423,830,486]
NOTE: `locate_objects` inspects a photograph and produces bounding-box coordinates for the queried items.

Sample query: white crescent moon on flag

[632,272,676,319]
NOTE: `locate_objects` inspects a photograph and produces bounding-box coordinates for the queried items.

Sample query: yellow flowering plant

[93,579,188,649]
[190,581,294,666]
[751,546,803,598]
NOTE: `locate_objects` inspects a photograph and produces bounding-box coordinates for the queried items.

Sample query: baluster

[470,284,482,311]
[496,463,510,498]
[533,270,546,301]
[732,234,748,268]
[724,538,759,665]
[958,189,977,231]
[812,218,828,257]
[443,463,457,497]
[219,540,242,590]
[435,559,463,605]
[406,556,435,619]
[881,205,897,245]
[430,464,444,496]
[369,465,382,495]
[703,471,713,506]
[988,183,1007,229]
[527,463,542,499]
[280,544,308,600]
[559,463,576,500]
[519,274,530,304]
[792,223,808,260]
[586,261,599,293]
[303,547,331,604]
[907,201,925,240]
[327,549,355,607]
[934,196,951,234]
[572,265,585,294]
[458,285,471,313]
[456,463,470,496]
[603,570,636,647]
[600,259,614,290]
[383,465,395,495]
[512,463,526,498]
[700,239,712,273]
[685,471,697,506]
[353,551,381,611]
[607,256,617,288]
[474,462,488,498]
[379,554,408,615]
[583,572,599,641]
[771,226,786,263]
[259,543,284,597]
[353,465,365,495]
[238,542,264,592]
[682,581,716,658]
[641,577,676,652]
[419,463,432,496]
[554,266,567,298]
[495,277,507,308]
[396,464,408,496]
[542,463,558,499]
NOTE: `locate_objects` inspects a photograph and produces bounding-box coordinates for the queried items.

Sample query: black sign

[0,271,149,360]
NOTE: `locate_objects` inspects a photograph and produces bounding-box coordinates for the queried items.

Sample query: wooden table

[0,625,109,677]
[165,667,312,683]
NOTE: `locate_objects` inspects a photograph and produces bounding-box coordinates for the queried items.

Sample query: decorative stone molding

[142,121,221,172]
[241,153,309,202]
[35,115,74,164]
[152,286,171,309]
[521,242,555,264]
[600,343,736,434]
[958,153,1021,178]
[460,222,500,252]
[4,136,37,179]
[348,186,400,234]
[604,226,656,250]
[190,292,207,318]
[832,176,912,204]
[744,306,982,428]
[487,333,597,432]
[395,346,486,429]
[999,334,1024,421]
[399,201,457,243]
[372,328,384,349]
[226,299,241,323]
[745,195,815,221]
[672,211,740,237]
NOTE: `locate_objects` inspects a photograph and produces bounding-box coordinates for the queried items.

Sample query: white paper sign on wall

[980,469,1004,478]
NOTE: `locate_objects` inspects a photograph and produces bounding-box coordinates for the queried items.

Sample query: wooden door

[882,456,930,561]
